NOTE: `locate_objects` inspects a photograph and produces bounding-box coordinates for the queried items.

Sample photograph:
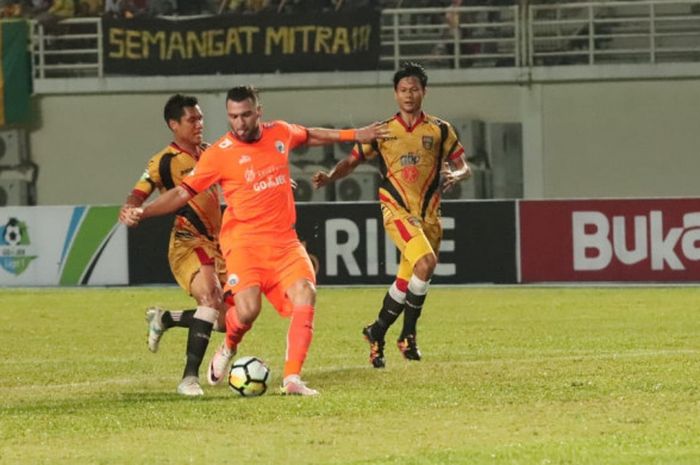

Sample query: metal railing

[32,17,102,79]
[529,0,700,66]
[380,5,520,70]
[29,1,700,80]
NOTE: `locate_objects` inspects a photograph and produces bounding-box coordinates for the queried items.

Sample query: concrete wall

[539,80,700,198]
[28,78,699,205]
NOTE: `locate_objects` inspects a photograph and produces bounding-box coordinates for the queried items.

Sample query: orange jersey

[182,121,308,250]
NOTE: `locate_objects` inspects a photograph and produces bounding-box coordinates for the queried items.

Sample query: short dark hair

[226,85,260,106]
[393,62,428,89]
[163,94,198,125]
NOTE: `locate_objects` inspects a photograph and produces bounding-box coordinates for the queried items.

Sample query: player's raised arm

[305,121,389,146]
[119,185,193,227]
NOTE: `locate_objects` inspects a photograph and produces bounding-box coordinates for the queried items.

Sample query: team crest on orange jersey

[422,136,434,150]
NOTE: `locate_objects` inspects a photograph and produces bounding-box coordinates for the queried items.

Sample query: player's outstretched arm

[312,155,362,189]
[354,121,390,143]
[119,193,146,225]
[306,121,389,146]
[119,185,193,227]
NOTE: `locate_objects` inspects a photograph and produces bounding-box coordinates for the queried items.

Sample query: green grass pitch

[1,286,700,465]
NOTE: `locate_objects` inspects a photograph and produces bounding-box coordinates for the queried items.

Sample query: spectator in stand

[35,0,75,30]
[103,0,119,16]
[220,0,272,14]
[25,0,50,16]
[148,0,175,15]
[120,0,147,17]
[103,0,173,18]
[0,1,23,17]
[443,0,482,68]
[76,0,101,16]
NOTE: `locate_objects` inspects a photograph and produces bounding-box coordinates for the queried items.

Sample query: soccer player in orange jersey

[312,62,471,368]
[120,85,388,395]
[120,94,228,396]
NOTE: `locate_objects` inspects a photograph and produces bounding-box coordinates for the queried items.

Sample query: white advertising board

[0,206,127,286]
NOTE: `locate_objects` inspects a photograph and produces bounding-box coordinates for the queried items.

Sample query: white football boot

[280,375,319,396]
[207,343,236,385]
[176,376,204,397]
[145,307,165,353]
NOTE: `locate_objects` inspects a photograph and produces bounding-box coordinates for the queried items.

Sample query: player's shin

[369,279,407,340]
[212,318,225,333]
[182,306,218,379]
[401,275,429,338]
[225,306,251,351]
[284,305,314,378]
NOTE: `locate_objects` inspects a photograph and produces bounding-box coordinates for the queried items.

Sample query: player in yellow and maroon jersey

[313,62,471,368]
[119,94,227,396]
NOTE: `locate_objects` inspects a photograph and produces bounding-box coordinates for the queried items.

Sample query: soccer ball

[228,356,270,397]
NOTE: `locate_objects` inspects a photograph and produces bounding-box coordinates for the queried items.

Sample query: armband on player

[339,129,356,142]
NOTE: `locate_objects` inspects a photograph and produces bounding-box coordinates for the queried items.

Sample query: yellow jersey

[353,112,465,222]
[132,143,221,240]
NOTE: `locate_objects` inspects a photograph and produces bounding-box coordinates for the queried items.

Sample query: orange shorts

[223,239,315,316]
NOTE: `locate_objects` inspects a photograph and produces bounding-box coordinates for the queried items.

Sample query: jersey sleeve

[286,122,309,151]
[352,141,378,161]
[131,156,160,198]
[443,122,466,161]
[182,147,220,195]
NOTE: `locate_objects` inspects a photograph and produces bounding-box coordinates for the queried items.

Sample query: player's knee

[193,288,222,309]
[233,287,262,325]
[414,253,437,280]
[236,305,260,326]
[287,279,316,306]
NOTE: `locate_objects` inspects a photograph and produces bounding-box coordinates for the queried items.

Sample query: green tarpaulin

[0,19,31,127]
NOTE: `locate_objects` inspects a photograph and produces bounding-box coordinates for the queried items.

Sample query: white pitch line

[1,375,175,392]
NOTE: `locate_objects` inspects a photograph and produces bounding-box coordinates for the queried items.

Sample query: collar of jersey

[394,111,425,133]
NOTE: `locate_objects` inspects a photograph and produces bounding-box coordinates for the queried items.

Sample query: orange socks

[284,304,314,378]
[225,307,251,351]
[226,303,315,378]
